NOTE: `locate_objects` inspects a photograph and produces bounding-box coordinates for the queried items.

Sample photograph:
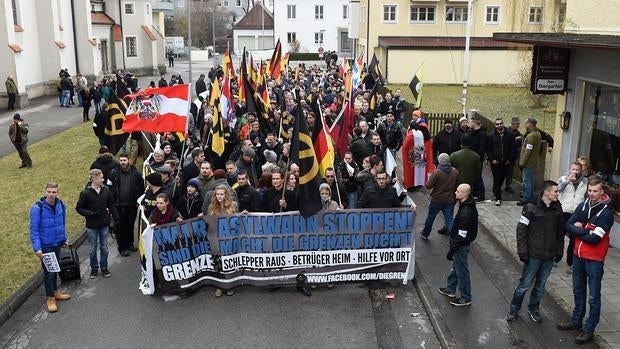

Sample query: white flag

[385,149,397,177]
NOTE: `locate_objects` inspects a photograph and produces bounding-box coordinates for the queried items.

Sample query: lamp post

[459,0,475,115]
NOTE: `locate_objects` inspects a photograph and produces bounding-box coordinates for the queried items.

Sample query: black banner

[530,45,570,95]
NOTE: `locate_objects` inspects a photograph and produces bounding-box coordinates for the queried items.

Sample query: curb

[0,229,87,327]
[414,265,458,349]
[476,211,612,349]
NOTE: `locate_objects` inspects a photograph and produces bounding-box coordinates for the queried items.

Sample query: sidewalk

[475,177,620,347]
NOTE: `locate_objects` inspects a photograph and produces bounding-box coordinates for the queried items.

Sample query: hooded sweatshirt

[425,164,459,204]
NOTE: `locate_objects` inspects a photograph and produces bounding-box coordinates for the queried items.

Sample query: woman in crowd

[559,160,589,270]
[149,149,166,169]
[319,183,340,211]
[207,185,238,298]
[79,86,92,122]
[149,193,183,227]
[286,172,298,192]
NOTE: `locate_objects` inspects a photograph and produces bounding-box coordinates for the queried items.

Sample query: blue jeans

[41,245,61,297]
[87,227,109,270]
[422,201,454,237]
[522,167,534,203]
[509,256,554,313]
[446,245,471,302]
[571,255,604,333]
[347,191,358,209]
[61,90,70,106]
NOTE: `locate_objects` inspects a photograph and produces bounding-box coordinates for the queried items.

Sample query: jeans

[87,226,109,270]
[446,245,471,302]
[522,167,534,203]
[41,245,61,297]
[347,191,358,209]
[571,255,604,333]
[509,257,554,313]
[422,201,454,237]
[61,90,70,106]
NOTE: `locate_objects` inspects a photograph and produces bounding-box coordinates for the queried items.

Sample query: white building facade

[273,0,351,54]
[1,0,164,108]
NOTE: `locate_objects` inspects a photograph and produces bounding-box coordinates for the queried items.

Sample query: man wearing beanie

[236,146,260,186]
[433,119,461,165]
[175,178,204,220]
[449,134,480,188]
[421,153,459,240]
[142,172,165,217]
[9,113,32,168]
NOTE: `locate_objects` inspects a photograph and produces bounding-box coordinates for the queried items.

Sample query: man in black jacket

[438,183,477,307]
[76,169,118,279]
[235,170,260,212]
[507,181,563,323]
[261,170,297,212]
[432,119,461,165]
[108,154,144,256]
[195,74,207,97]
[469,117,487,201]
[357,170,414,209]
[487,118,515,206]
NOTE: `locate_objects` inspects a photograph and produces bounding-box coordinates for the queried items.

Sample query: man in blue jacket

[30,182,71,313]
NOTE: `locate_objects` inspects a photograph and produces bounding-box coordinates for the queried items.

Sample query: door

[100,40,109,73]
[340,31,351,52]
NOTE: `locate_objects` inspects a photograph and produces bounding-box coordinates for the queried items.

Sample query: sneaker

[90,270,98,279]
[450,297,472,307]
[575,330,594,344]
[557,321,582,331]
[226,289,235,296]
[528,310,542,323]
[437,227,449,235]
[516,201,527,206]
[495,200,501,206]
[101,269,111,278]
[420,234,429,240]
[438,288,456,298]
[214,288,223,298]
[506,310,518,322]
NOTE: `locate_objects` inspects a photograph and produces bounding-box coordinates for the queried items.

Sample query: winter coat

[449,147,480,187]
[469,127,488,162]
[486,129,515,164]
[557,175,588,214]
[516,194,564,261]
[108,165,144,206]
[30,198,67,252]
[337,160,360,193]
[76,184,118,229]
[519,128,542,168]
[89,153,118,182]
[349,137,368,168]
[376,121,404,150]
[175,193,204,219]
[8,122,28,144]
[566,194,614,262]
[357,184,401,208]
[449,197,478,248]
[425,164,459,204]
[432,130,461,163]
[236,184,261,212]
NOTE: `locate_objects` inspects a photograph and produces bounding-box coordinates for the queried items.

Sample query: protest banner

[139,208,415,296]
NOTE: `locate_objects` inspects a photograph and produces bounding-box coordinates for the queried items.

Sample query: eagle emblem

[128,94,164,121]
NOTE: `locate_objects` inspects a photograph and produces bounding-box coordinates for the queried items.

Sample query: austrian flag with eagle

[122,84,191,133]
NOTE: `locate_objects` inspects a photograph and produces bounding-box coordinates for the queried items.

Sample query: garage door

[258,36,273,50]
[238,36,255,51]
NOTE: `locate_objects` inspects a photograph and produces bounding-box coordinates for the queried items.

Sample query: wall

[564,0,620,35]
[234,29,274,54]
[386,48,529,85]
[273,0,349,54]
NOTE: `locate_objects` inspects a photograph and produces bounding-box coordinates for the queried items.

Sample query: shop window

[578,83,620,213]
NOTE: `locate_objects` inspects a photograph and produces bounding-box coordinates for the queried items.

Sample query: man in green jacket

[8,113,32,168]
[5,75,17,111]
[449,134,480,188]
[518,118,542,206]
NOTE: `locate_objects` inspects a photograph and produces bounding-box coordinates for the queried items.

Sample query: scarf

[153,203,174,225]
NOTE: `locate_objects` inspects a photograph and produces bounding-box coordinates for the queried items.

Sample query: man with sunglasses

[487,118,515,206]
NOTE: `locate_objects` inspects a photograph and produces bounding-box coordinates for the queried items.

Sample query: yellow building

[356,0,564,84]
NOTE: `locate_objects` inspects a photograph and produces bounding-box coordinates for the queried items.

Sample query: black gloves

[519,256,528,264]
[554,255,563,263]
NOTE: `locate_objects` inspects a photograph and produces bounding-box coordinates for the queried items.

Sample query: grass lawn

[389,84,557,134]
[0,122,99,305]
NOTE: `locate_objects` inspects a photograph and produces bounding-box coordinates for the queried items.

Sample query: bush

[289,52,321,61]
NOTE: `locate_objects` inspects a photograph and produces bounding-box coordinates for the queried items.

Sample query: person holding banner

[149,193,183,226]
[30,182,71,313]
[207,185,238,298]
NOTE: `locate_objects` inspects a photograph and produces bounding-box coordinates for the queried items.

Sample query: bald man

[438,183,478,307]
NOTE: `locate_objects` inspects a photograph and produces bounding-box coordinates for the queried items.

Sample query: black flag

[290,96,322,218]
[368,53,384,86]
[103,91,129,154]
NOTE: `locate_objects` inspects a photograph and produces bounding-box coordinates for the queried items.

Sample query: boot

[47,297,57,313]
[54,290,71,301]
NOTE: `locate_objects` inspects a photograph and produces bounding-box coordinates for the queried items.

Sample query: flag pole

[187,0,192,86]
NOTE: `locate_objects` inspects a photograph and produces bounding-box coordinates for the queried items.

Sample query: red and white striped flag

[122,84,191,133]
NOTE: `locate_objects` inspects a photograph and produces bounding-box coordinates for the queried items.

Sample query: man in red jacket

[558,177,613,344]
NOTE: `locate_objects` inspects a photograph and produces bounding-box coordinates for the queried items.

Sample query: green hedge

[289,52,322,61]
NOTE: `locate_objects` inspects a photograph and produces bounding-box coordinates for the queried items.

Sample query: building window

[445,6,467,23]
[410,5,435,23]
[315,5,324,20]
[383,5,397,23]
[125,36,137,57]
[221,0,229,6]
[146,3,150,14]
[177,0,184,7]
[236,0,242,7]
[343,5,348,19]
[287,32,296,44]
[485,6,500,24]
[529,6,542,24]
[287,5,296,19]
[578,82,620,214]
[11,0,20,25]
[124,2,135,15]
[314,32,324,45]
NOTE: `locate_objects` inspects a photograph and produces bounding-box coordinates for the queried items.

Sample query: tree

[170,0,234,50]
